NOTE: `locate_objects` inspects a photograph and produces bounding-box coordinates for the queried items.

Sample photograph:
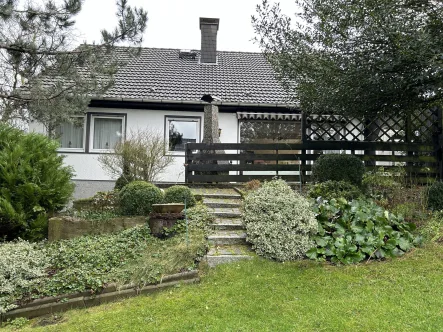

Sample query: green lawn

[4,244,443,331]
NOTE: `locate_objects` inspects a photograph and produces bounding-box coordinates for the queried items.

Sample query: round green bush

[163,185,196,207]
[312,154,365,186]
[308,180,363,201]
[243,179,318,261]
[427,181,443,211]
[118,181,163,216]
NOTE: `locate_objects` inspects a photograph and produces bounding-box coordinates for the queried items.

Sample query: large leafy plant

[307,198,420,264]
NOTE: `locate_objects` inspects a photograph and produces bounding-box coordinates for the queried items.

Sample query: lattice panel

[307,115,361,141]
[363,117,406,143]
[410,109,439,143]
[306,110,439,144]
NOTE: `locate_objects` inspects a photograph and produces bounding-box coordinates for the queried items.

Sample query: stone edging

[1,270,199,322]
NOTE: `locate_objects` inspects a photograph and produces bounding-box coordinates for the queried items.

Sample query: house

[30,17,439,197]
[30,17,302,198]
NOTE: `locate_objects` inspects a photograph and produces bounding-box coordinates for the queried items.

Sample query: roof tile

[103,48,290,105]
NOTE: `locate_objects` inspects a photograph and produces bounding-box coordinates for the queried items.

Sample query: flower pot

[148,212,184,238]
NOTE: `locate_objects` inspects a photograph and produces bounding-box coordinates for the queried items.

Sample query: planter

[152,203,184,213]
[148,212,184,238]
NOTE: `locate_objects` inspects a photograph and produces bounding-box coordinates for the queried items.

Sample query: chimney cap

[199,17,219,30]
[201,94,222,103]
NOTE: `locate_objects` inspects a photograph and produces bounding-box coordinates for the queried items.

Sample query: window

[239,120,301,165]
[166,117,200,153]
[90,115,125,152]
[56,118,85,151]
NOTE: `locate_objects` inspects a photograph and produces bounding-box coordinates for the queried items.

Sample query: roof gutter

[94,96,298,109]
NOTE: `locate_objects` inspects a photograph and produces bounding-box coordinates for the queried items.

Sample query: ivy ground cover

[5,243,443,331]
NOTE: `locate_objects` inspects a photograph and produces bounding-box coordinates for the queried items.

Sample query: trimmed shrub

[0,124,74,241]
[0,240,49,313]
[307,199,421,264]
[312,154,365,186]
[243,179,318,261]
[163,185,196,207]
[114,175,134,191]
[308,181,363,201]
[119,181,163,216]
[427,181,443,211]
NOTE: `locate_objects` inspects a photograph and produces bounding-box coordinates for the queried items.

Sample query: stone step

[205,254,253,267]
[211,218,245,231]
[210,208,241,218]
[205,245,254,267]
[204,199,241,209]
[201,193,241,200]
[208,231,247,245]
[207,245,253,256]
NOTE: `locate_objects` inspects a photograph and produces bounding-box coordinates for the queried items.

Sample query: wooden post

[185,143,191,184]
[301,112,307,184]
[404,113,413,180]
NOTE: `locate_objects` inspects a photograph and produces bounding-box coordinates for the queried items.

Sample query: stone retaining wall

[48,216,147,241]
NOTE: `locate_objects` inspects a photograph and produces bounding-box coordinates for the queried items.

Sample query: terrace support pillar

[197,104,227,181]
[202,104,221,144]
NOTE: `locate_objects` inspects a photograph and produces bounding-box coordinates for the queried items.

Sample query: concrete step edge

[201,194,241,199]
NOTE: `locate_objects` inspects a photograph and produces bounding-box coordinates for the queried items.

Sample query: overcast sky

[74,0,298,52]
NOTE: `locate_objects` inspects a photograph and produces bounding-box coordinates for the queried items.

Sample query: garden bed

[0,222,208,318]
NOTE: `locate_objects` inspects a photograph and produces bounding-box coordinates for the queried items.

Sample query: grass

[4,243,443,331]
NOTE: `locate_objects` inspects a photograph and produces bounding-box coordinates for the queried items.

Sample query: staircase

[202,192,254,267]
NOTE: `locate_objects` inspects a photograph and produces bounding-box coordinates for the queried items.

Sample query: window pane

[93,118,123,150]
[169,120,198,151]
[240,121,301,165]
[56,121,84,149]
[240,121,301,143]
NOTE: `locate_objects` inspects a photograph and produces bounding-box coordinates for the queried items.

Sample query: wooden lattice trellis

[305,109,439,144]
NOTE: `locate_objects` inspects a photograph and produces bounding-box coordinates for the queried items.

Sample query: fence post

[405,113,413,179]
[301,112,307,184]
[185,143,191,184]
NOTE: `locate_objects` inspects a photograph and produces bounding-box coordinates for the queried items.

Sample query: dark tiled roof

[101,48,291,105]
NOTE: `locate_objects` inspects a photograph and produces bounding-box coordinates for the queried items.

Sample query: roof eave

[95,96,297,109]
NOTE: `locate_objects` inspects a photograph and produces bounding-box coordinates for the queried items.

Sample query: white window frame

[89,115,126,153]
[165,116,201,155]
[56,116,86,153]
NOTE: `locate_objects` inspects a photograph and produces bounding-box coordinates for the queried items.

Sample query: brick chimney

[200,17,219,64]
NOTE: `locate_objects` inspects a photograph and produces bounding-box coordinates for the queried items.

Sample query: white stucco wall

[30,107,239,182]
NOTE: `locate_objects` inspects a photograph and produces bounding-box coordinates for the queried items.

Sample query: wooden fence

[185,141,441,183]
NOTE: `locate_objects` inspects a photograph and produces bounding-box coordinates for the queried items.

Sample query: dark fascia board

[89,100,300,114]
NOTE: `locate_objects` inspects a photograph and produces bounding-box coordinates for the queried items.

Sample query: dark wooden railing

[185,141,440,183]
